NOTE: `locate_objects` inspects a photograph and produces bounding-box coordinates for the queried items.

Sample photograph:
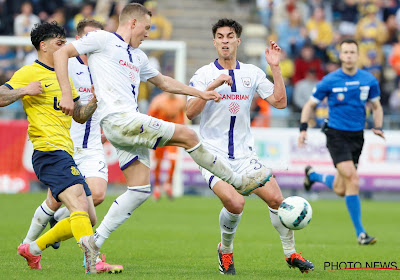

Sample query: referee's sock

[345,195,365,237]
[309,172,334,189]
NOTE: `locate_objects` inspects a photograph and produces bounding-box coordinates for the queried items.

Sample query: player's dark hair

[212,18,242,38]
[76,19,104,36]
[340,38,358,50]
[30,21,66,50]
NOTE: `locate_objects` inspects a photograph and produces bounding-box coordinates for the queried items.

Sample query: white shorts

[200,151,265,190]
[73,147,108,181]
[101,112,175,170]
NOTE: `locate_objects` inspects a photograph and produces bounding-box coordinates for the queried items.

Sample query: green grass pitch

[1,193,399,279]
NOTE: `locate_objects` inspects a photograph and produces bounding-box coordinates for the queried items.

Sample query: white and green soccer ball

[278,196,312,230]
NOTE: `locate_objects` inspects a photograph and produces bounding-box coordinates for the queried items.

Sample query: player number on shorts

[99,161,106,174]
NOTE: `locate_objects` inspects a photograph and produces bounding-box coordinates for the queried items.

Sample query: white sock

[186,143,241,187]
[94,185,151,249]
[29,241,42,256]
[219,207,242,254]
[23,201,55,243]
[268,207,295,258]
[54,207,70,222]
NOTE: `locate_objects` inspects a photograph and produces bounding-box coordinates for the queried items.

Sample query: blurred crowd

[1,0,400,128]
[252,0,400,128]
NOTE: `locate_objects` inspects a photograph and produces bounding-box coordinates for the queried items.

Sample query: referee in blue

[298,38,384,245]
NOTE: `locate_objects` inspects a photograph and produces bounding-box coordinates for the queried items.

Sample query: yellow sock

[70,211,93,242]
[36,218,73,251]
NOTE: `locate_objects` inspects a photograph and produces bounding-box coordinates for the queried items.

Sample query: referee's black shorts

[324,126,364,167]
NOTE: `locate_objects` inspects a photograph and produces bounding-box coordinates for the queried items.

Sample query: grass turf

[1,193,399,279]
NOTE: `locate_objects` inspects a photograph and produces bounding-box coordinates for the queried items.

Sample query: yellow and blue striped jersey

[5,60,79,155]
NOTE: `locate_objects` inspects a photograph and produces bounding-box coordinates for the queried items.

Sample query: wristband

[300,122,308,132]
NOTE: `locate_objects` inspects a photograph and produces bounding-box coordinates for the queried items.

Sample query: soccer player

[298,38,384,245]
[53,3,272,260]
[0,22,99,273]
[20,19,123,273]
[147,92,186,199]
[186,18,314,275]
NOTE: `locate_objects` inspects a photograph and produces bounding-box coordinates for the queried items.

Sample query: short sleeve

[312,78,330,103]
[367,78,380,101]
[5,67,31,89]
[255,67,274,99]
[139,52,159,81]
[187,68,207,101]
[72,30,108,55]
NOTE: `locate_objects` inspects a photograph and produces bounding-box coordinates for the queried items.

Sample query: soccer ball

[278,196,312,230]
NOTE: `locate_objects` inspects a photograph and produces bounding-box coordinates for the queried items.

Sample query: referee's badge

[337,93,345,101]
[242,77,251,88]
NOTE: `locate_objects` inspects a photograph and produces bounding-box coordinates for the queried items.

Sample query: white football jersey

[68,57,102,149]
[72,30,159,121]
[189,60,274,159]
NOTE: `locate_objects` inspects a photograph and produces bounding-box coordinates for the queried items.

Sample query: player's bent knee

[268,195,284,210]
[92,192,106,206]
[224,196,245,214]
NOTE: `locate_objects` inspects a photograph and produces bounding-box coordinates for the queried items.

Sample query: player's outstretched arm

[72,96,97,124]
[186,74,232,120]
[54,43,80,116]
[148,73,221,102]
[298,99,318,147]
[0,81,42,107]
[264,40,286,109]
[370,99,385,139]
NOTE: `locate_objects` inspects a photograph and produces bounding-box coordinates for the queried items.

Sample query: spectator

[272,0,309,30]
[276,8,307,58]
[292,68,318,112]
[292,44,324,84]
[0,45,17,79]
[389,81,400,113]
[355,4,387,70]
[73,2,105,33]
[144,1,172,41]
[306,7,333,62]
[13,1,40,36]
[256,0,274,29]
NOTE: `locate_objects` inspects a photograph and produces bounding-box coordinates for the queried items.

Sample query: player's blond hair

[119,3,152,24]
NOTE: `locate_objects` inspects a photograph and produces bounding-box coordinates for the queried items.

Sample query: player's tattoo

[0,85,23,107]
[73,99,97,123]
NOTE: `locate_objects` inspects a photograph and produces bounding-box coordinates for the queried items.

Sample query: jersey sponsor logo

[241,77,251,88]
[337,93,345,101]
[129,72,136,83]
[345,81,360,86]
[119,60,139,72]
[221,94,249,100]
[360,86,370,101]
[332,87,347,93]
[148,119,161,130]
[78,87,92,93]
[71,166,81,176]
[45,83,54,88]
[229,102,240,114]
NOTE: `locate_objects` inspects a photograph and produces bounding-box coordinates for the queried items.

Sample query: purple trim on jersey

[4,83,13,90]
[82,116,92,148]
[152,137,162,150]
[35,60,54,71]
[121,156,139,170]
[113,32,125,42]
[228,69,237,92]
[114,200,119,205]
[40,205,53,216]
[88,67,93,85]
[76,56,85,65]
[213,59,240,70]
[208,175,215,189]
[127,45,133,63]
[128,188,152,194]
[228,116,236,159]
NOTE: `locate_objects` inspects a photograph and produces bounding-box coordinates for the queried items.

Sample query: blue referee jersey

[312,68,380,131]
